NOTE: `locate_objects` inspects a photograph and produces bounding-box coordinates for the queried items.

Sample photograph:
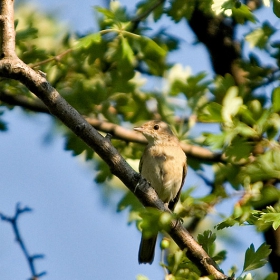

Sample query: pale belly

[140,146,185,203]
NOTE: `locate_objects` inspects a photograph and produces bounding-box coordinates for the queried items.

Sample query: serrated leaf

[258,207,280,230]
[215,218,239,230]
[243,243,271,272]
[197,230,216,256]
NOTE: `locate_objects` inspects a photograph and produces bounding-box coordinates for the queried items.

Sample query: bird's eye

[153,125,159,130]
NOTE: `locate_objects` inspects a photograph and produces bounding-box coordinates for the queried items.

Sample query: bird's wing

[168,157,187,211]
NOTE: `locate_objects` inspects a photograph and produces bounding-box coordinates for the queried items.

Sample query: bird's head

[134,120,176,145]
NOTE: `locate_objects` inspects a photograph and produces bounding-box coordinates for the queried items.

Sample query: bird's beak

[134,126,144,132]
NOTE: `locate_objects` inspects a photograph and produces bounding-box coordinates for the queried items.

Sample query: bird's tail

[138,234,157,264]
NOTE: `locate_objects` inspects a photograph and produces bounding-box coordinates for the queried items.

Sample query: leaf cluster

[2,0,280,278]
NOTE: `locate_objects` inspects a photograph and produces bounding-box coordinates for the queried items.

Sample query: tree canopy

[1,0,280,279]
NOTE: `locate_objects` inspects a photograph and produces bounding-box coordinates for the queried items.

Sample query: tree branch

[0,90,222,162]
[188,4,247,85]
[0,1,229,278]
[0,90,50,113]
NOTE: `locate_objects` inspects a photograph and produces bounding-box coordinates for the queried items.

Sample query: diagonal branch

[0,1,229,278]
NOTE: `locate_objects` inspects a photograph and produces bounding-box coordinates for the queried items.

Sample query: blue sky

[0,1,274,279]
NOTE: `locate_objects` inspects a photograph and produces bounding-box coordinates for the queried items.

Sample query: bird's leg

[134,175,150,193]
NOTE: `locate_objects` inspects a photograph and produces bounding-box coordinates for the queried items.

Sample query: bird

[134,120,187,264]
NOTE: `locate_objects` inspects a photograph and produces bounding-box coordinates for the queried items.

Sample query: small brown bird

[134,120,187,264]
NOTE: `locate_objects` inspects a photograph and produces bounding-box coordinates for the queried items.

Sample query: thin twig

[0,203,46,279]
[130,0,165,30]
[29,48,72,68]
[131,0,165,23]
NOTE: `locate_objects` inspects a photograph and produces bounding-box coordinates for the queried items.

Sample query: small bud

[160,238,170,249]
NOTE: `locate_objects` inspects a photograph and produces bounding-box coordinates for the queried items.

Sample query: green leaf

[260,213,280,230]
[264,273,278,280]
[139,208,162,238]
[16,26,38,41]
[199,102,223,122]
[225,136,253,162]
[137,36,167,75]
[95,6,115,19]
[204,132,225,150]
[231,3,256,24]
[272,87,280,112]
[215,217,239,230]
[245,22,276,49]
[273,0,280,18]
[197,230,216,256]
[211,74,236,102]
[75,33,101,49]
[64,131,94,160]
[258,206,280,230]
[120,36,134,65]
[243,243,271,272]
[140,36,166,57]
[240,149,280,182]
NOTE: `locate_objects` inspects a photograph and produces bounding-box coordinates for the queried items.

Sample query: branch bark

[188,4,247,85]
[0,1,229,278]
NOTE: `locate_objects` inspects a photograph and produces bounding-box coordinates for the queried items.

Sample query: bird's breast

[140,145,186,203]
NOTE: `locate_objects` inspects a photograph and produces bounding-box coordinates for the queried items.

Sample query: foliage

[2,0,280,279]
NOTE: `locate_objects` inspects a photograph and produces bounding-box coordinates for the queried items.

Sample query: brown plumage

[134,120,187,264]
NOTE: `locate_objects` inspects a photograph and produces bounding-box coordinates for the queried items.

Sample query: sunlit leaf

[222,87,243,124]
[75,33,101,49]
[199,102,223,122]
[232,3,256,24]
[245,22,275,49]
